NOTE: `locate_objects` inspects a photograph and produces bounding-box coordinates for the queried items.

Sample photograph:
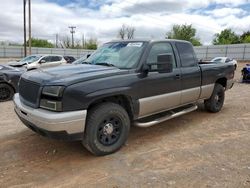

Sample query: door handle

[175,74,181,80]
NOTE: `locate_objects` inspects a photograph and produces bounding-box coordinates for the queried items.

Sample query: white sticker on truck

[127,42,143,47]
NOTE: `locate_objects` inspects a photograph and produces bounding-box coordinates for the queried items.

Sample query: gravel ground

[0,63,249,188]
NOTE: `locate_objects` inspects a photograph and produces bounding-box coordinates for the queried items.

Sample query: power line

[109,0,220,33]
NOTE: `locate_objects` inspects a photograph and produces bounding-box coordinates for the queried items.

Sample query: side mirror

[86,54,91,58]
[156,54,173,73]
[40,60,46,64]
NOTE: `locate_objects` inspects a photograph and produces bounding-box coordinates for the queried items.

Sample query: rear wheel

[0,83,15,102]
[82,102,130,156]
[204,83,225,113]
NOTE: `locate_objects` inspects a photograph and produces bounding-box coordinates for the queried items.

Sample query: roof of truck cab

[109,39,192,43]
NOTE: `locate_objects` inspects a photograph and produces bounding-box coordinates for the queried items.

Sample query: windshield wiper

[95,62,116,67]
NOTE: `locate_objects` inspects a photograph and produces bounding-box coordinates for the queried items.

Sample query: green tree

[213,29,240,45]
[85,38,98,50]
[26,38,54,48]
[240,31,250,43]
[166,24,202,46]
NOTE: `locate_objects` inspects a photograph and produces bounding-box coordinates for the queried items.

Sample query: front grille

[19,78,41,107]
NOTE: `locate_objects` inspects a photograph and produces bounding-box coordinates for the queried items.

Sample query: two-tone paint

[13,39,235,140]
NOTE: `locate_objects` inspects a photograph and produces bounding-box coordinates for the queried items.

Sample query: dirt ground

[0,62,249,188]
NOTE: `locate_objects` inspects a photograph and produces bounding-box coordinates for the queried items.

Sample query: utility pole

[68,26,76,48]
[28,0,31,55]
[23,0,27,57]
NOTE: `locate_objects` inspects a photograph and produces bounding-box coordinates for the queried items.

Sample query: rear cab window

[175,42,197,67]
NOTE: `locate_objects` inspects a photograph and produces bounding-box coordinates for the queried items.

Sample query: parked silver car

[8,55,67,70]
[211,57,238,69]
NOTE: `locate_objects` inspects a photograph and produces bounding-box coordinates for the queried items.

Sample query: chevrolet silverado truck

[13,40,235,156]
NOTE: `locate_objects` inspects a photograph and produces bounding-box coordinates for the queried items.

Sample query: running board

[134,104,198,128]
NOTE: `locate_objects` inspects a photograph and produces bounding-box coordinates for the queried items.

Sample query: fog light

[40,99,62,111]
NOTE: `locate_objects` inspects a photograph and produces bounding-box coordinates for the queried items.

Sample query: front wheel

[204,83,225,113]
[82,102,130,156]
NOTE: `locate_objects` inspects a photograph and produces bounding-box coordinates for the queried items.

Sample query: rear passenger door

[175,42,201,104]
[138,42,182,118]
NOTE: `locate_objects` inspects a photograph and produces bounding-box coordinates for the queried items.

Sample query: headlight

[40,99,62,111]
[40,86,65,111]
[42,86,65,97]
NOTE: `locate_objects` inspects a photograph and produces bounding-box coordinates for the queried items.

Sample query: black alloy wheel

[0,83,14,102]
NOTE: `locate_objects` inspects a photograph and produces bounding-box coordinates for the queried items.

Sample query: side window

[175,42,196,67]
[41,56,51,63]
[146,43,176,68]
[51,56,62,62]
[214,58,222,62]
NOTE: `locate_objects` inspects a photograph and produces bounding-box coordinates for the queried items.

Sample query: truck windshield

[84,41,146,69]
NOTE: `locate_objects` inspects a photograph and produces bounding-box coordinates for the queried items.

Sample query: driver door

[137,42,182,118]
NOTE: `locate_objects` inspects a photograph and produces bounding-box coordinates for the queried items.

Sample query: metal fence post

[243,45,246,60]
[3,46,6,58]
[206,46,209,60]
[225,46,228,57]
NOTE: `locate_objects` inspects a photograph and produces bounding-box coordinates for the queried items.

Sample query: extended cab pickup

[14,40,235,156]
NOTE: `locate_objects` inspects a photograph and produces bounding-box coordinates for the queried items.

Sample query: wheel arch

[87,94,136,121]
[215,77,227,88]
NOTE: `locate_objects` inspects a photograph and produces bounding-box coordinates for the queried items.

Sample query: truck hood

[21,64,129,86]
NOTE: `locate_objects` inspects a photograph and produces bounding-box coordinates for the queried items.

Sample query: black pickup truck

[14,39,235,156]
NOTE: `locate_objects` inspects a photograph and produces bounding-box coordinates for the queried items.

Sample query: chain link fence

[194,43,250,60]
[0,44,250,60]
[0,46,94,58]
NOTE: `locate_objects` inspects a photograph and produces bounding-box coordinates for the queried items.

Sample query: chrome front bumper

[13,94,87,139]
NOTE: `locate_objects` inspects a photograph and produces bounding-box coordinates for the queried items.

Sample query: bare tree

[61,35,71,48]
[118,24,126,40]
[118,24,136,40]
[127,26,136,39]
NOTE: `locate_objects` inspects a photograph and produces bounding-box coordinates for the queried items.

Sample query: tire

[82,102,130,156]
[204,83,225,113]
[0,83,15,102]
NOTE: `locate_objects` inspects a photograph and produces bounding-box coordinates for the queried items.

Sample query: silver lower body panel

[13,94,87,135]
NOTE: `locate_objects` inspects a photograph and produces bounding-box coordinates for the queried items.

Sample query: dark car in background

[0,65,25,102]
[64,56,76,64]
[242,64,250,82]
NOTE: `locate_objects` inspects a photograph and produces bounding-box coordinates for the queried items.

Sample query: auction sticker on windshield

[127,42,143,47]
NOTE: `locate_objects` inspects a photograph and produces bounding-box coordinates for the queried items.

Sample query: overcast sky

[1,0,250,45]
